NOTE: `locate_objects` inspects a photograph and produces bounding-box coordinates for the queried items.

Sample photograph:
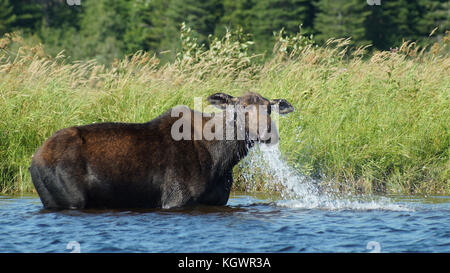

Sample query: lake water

[0,193,449,253]
[1,144,448,253]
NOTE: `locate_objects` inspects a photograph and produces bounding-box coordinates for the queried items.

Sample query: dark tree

[0,0,16,35]
[314,0,370,46]
[252,0,316,52]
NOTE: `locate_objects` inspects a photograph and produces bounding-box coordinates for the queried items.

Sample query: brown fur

[29,92,293,209]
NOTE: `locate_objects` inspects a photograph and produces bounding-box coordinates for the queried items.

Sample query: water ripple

[0,194,449,253]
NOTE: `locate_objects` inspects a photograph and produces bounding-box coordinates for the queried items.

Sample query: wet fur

[30,108,249,209]
[29,92,292,209]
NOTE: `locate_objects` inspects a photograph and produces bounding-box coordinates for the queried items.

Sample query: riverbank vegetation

[0,27,449,195]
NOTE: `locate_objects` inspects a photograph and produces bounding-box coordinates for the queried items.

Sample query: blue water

[0,193,449,253]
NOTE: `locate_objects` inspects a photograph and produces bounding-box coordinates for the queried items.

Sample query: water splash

[242,144,411,211]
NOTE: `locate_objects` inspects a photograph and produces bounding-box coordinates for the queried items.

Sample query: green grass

[0,30,449,195]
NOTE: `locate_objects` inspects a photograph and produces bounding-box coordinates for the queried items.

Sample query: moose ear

[207,93,237,110]
[270,99,294,115]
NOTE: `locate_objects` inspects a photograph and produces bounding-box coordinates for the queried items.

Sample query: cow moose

[29,92,294,209]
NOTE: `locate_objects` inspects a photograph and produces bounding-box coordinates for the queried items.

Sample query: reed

[0,29,448,195]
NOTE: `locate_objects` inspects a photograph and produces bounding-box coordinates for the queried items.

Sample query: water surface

[0,193,449,253]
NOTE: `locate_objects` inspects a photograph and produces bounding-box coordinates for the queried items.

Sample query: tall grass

[0,28,449,195]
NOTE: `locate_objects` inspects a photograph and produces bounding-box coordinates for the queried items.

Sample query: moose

[29,92,294,209]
